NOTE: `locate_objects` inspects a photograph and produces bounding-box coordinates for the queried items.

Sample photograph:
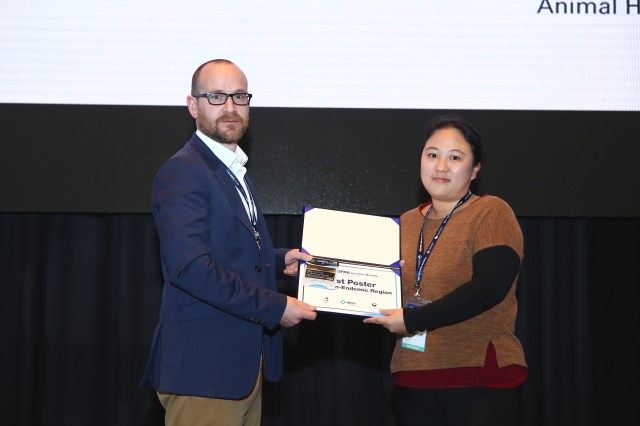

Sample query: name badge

[402,331,426,352]
[401,296,431,352]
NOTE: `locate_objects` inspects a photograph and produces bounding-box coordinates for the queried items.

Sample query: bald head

[191,59,248,96]
[187,59,250,148]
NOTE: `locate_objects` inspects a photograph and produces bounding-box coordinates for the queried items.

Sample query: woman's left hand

[363,308,408,335]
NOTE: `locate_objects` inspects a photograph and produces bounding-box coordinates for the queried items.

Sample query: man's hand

[280,296,317,327]
[363,308,408,335]
[283,249,313,277]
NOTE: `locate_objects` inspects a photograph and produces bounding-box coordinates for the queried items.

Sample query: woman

[364,114,526,426]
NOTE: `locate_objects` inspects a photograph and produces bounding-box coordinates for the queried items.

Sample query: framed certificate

[297,207,401,317]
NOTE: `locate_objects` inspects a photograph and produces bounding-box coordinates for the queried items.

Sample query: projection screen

[1,0,639,216]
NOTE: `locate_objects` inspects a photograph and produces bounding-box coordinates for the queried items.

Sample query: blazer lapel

[189,135,255,237]
[216,166,255,235]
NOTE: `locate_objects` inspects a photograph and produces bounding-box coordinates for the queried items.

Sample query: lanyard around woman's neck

[225,168,261,248]
[413,190,472,297]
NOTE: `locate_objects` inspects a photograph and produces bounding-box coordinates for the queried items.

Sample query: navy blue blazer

[139,134,288,399]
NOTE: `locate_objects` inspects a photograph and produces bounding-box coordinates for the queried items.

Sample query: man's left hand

[283,249,312,276]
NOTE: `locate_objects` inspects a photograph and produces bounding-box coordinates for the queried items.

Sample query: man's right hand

[280,296,317,327]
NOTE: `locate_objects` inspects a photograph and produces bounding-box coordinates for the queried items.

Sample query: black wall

[2,103,640,425]
[2,213,639,425]
[2,104,639,217]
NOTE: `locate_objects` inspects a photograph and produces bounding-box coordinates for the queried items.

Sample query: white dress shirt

[196,130,256,222]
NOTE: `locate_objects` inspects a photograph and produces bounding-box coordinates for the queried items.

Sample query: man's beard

[199,113,249,145]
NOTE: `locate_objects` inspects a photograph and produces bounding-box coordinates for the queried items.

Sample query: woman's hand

[363,308,408,335]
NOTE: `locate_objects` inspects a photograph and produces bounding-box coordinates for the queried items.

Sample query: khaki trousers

[157,370,262,426]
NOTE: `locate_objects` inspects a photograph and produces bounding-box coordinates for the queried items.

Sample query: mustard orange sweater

[391,195,526,373]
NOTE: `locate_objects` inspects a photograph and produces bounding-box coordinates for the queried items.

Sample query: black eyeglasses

[192,92,252,106]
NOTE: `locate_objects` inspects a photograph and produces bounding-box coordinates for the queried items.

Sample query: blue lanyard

[414,191,472,296]
[225,169,261,248]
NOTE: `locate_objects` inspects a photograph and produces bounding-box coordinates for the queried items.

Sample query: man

[139,59,317,426]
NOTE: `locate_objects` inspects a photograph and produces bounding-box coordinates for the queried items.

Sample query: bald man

[140,59,317,426]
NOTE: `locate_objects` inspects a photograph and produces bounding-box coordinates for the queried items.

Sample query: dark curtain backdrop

[1,213,639,426]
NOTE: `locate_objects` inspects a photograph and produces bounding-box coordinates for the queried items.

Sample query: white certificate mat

[298,207,401,316]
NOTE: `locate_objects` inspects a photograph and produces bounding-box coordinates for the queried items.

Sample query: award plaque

[297,207,401,317]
